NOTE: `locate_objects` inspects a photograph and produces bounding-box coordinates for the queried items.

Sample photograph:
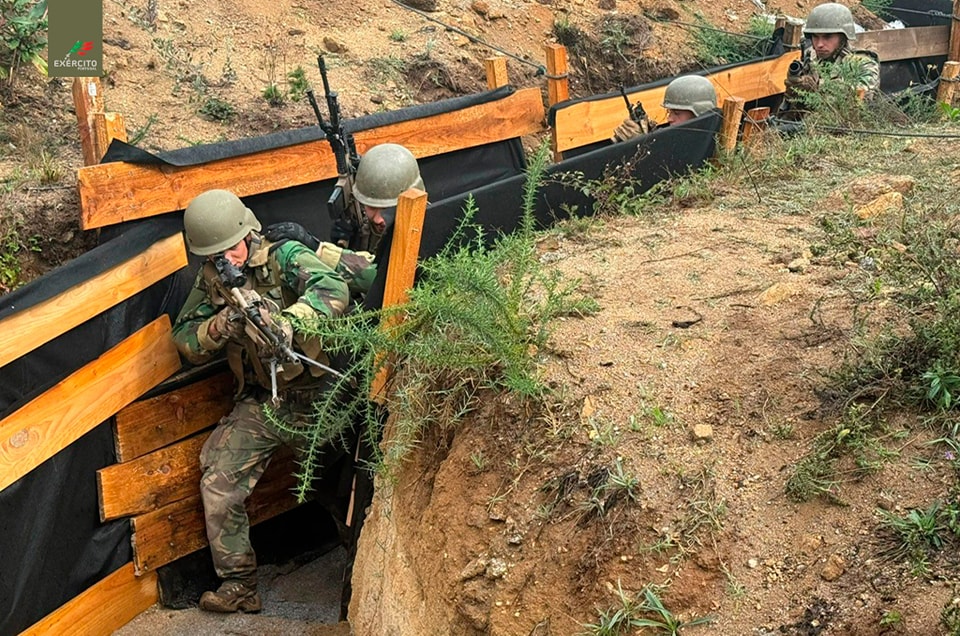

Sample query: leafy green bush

[0,0,48,82]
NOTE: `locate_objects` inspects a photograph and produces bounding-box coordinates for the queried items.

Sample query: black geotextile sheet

[0,105,527,633]
[0,220,186,636]
[364,110,721,310]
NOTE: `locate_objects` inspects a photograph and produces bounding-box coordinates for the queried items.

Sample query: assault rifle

[211,255,343,402]
[619,85,652,135]
[306,55,363,248]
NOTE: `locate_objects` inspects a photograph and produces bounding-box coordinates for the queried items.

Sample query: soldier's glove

[209,305,245,342]
[612,117,643,143]
[784,70,819,98]
[263,222,321,252]
[330,218,355,248]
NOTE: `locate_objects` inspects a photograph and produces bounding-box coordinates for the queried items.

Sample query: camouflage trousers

[199,394,317,582]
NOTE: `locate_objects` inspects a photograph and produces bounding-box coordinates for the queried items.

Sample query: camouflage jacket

[803,42,881,96]
[172,235,377,389]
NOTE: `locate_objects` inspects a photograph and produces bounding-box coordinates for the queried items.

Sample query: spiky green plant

[273,142,598,499]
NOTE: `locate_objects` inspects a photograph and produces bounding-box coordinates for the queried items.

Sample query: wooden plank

[484,57,508,89]
[20,563,157,636]
[552,54,798,153]
[0,233,187,369]
[98,432,211,522]
[130,451,301,574]
[77,88,546,230]
[72,77,105,166]
[718,96,745,154]
[371,188,428,402]
[113,371,234,462]
[0,317,181,493]
[545,43,570,106]
[858,25,949,62]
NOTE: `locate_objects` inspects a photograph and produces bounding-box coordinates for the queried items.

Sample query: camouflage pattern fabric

[172,232,376,584]
[172,235,376,367]
[199,396,315,581]
[802,42,880,95]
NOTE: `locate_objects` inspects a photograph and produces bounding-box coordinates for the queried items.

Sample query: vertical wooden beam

[784,18,804,49]
[370,188,429,402]
[72,77,127,165]
[774,16,786,32]
[544,43,570,106]
[718,96,745,155]
[484,57,509,89]
[950,0,960,62]
[938,60,960,107]
[741,106,771,152]
[98,112,129,144]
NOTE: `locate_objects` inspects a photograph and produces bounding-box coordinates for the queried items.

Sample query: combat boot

[199,579,262,613]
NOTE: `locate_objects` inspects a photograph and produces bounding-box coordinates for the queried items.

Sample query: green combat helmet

[183,189,262,256]
[352,143,424,208]
[803,2,857,41]
[662,75,718,117]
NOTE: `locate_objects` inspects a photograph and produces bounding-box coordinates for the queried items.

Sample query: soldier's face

[363,205,387,233]
[666,109,695,126]
[218,236,249,267]
[812,33,843,58]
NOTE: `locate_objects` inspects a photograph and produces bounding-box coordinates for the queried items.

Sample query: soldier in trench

[171,143,423,613]
[778,2,880,121]
[611,74,719,142]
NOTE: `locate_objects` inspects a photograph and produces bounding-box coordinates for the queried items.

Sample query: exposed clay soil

[5,1,954,635]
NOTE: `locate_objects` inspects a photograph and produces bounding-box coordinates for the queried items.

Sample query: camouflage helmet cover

[662,75,718,118]
[183,189,262,256]
[352,143,424,208]
[803,2,857,41]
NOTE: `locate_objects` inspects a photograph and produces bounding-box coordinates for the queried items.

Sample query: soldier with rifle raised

[779,2,880,120]
[611,75,718,142]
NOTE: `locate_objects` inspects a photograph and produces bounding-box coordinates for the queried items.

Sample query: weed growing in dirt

[786,404,900,503]
[877,497,960,575]
[582,581,713,635]
[0,221,23,291]
[286,66,308,102]
[820,197,960,416]
[198,97,235,123]
[0,0,47,83]
[273,144,598,497]
[389,29,407,43]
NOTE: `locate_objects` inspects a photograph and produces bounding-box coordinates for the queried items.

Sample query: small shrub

[692,15,773,66]
[262,83,284,107]
[389,29,407,43]
[287,66,308,102]
[198,96,236,122]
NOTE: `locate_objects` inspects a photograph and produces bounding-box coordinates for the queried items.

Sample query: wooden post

[774,16,786,32]
[784,18,804,49]
[369,187,428,402]
[484,56,509,89]
[544,43,570,106]
[740,106,771,152]
[949,0,960,62]
[72,77,127,165]
[718,96,745,155]
[938,60,960,107]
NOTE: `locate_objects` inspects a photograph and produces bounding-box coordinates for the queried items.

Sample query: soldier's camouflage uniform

[802,42,881,96]
[172,236,376,585]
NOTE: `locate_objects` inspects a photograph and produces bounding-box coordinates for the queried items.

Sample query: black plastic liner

[365,111,721,310]
[0,116,528,634]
